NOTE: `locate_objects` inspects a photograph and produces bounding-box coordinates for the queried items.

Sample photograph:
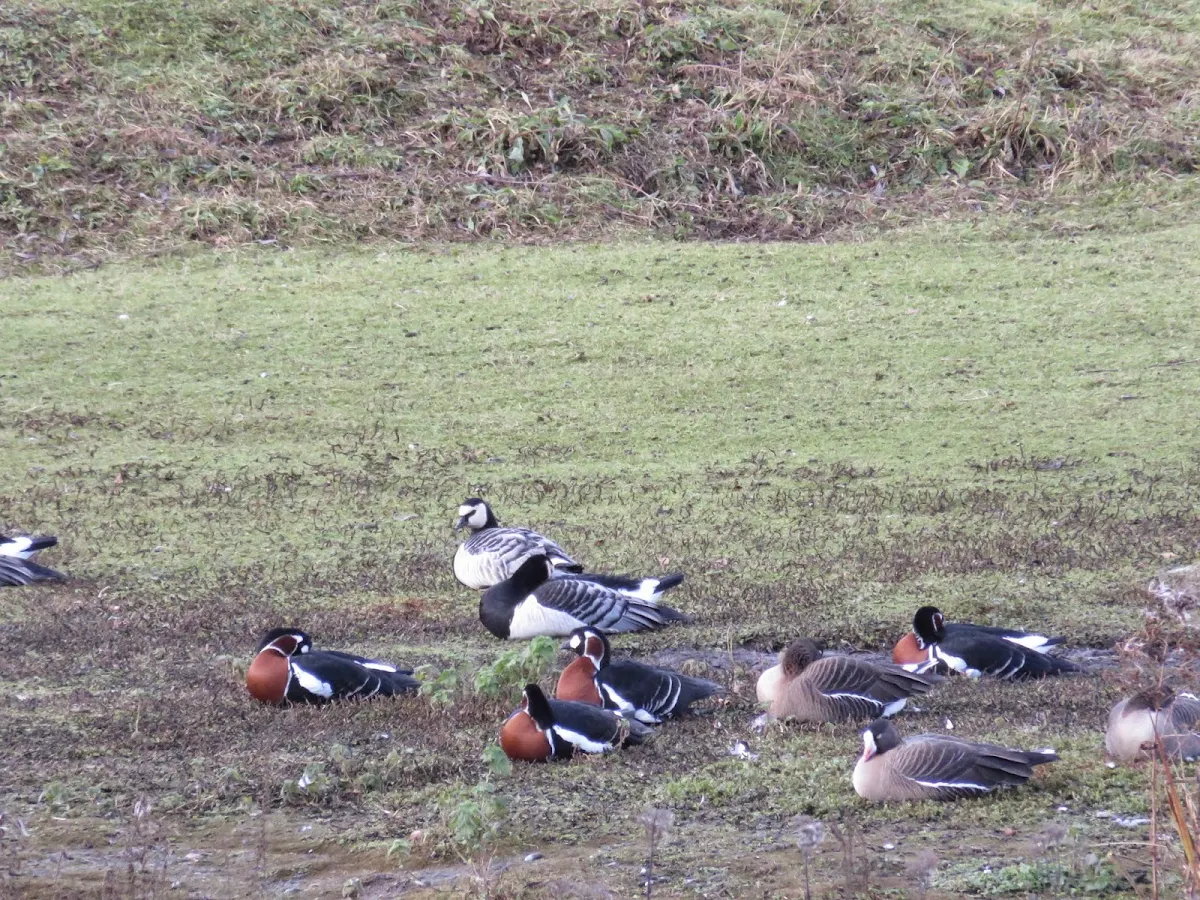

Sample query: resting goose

[500,683,652,761]
[245,627,419,705]
[480,555,689,640]
[452,498,581,589]
[767,639,939,723]
[900,606,1078,680]
[853,719,1059,801]
[556,627,722,723]
[1106,687,1200,762]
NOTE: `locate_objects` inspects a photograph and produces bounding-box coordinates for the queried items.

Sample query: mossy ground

[2,220,1198,896]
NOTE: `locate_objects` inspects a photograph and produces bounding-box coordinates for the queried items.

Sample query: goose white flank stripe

[509,597,593,641]
[912,779,991,792]
[292,666,334,698]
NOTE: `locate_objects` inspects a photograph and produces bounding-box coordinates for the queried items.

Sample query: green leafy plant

[473,636,557,698]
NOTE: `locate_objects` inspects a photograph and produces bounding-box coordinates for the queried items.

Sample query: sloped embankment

[2,0,1198,267]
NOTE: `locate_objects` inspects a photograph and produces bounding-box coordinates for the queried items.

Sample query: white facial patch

[862,729,877,760]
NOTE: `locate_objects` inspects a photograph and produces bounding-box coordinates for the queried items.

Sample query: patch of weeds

[391,746,512,863]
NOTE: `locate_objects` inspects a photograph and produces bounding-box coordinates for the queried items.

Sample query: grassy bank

[2,0,1199,270]
[2,223,1199,895]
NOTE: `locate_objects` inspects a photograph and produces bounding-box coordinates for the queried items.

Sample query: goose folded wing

[470,528,581,571]
[939,635,1074,678]
[532,579,630,631]
[600,661,684,718]
[292,653,414,700]
[895,736,1035,797]
[322,649,413,674]
[1169,693,1200,732]
[811,657,918,717]
[950,622,1062,650]
[0,556,65,586]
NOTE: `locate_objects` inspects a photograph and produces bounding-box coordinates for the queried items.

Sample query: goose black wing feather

[599,659,721,721]
[287,651,419,703]
[0,556,66,586]
[937,632,1078,679]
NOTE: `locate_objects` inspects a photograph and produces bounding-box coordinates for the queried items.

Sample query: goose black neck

[522,684,555,729]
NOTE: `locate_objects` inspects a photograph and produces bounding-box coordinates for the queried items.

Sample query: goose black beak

[454,516,469,531]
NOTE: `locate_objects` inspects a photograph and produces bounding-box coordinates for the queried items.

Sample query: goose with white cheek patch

[502,683,652,761]
[853,719,1059,801]
[767,639,940,724]
[557,627,723,723]
[902,606,1078,680]
[245,627,419,706]
[453,498,582,589]
[481,555,690,640]
[1106,687,1200,763]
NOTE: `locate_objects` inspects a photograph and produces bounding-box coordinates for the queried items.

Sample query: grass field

[2,220,1199,897]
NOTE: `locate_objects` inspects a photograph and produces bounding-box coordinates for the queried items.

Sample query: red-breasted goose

[853,719,1059,801]
[246,627,419,706]
[906,606,1077,679]
[502,683,652,761]
[556,627,722,723]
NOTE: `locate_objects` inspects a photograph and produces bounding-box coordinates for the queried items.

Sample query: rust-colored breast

[500,710,552,762]
[246,650,289,705]
[891,632,929,667]
[556,657,602,706]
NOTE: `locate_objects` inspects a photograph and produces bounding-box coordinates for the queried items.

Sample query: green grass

[3,222,1199,896]
[2,0,1199,269]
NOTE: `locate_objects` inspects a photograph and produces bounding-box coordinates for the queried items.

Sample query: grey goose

[453,498,582,589]
[1106,687,1200,762]
[480,555,689,640]
[853,719,1059,802]
[766,639,939,724]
